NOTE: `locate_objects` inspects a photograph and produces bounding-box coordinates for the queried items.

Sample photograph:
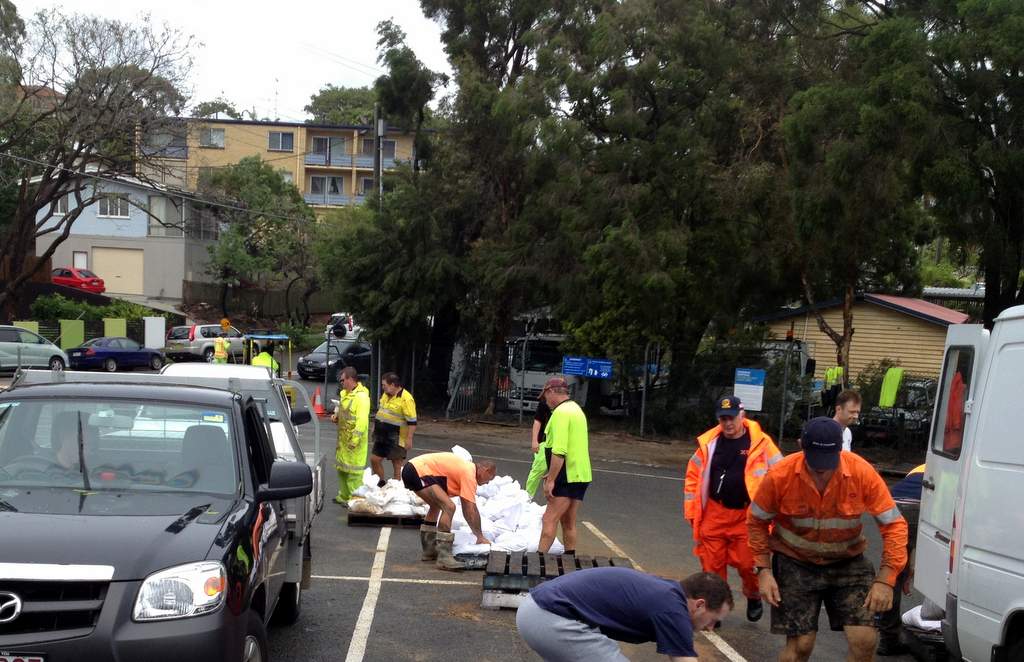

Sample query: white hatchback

[0,325,68,372]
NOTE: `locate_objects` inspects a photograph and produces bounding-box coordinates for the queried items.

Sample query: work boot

[419,525,438,561]
[435,531,466,571]
[746,598,763,622]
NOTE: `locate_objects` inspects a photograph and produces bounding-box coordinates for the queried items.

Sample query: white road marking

[344,527,391,662]
[583,521,750,662]
[418,446,682,481]
[314,574,477,586]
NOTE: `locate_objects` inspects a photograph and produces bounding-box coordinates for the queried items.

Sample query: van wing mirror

[257,461,313,501]
[290,409,312,426]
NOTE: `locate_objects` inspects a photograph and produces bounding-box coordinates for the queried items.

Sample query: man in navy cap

[684,394,782,622]
[747,417,908,662]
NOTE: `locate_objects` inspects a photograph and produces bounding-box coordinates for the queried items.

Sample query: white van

[915,309,1024,660]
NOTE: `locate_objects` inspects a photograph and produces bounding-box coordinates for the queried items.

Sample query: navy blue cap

[715,395,742,418]
[801,417,843,470]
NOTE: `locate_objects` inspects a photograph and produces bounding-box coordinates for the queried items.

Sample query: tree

[201,156,317,317]
[192,96,240,119]
[303,85,375,125]
[374,19,447,171]
[0,9,193,318]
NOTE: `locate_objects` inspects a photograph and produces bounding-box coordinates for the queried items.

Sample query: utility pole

[373,102,383,211]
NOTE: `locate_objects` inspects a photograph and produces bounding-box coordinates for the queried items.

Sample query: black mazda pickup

[0,379,313,662]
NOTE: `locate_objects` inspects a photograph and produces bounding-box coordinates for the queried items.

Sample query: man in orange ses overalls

[685,395,782,622]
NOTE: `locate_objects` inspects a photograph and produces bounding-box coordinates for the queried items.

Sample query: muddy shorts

[401,462,447,494]
[371,425,406,460]
[771,553,876,636]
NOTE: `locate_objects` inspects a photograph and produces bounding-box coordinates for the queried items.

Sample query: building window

[199,127,225,148]
[98,194,130,218]
[312,136,329,156]
[310,176,325,195]
[197,166,215,187]
[147,195,184,237]
[186,205,220,240]
[51,195,68,215]
[73,251,88,269]
[360,177,374,195]
[329,176,343,195]
[360,138,396,159]
[269,131,294,151]
[280,171,294,185]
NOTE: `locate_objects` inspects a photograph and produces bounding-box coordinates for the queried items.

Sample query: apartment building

[143,118,415,210]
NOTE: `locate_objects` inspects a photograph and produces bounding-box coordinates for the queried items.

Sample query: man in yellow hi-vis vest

[331,366,370,505]
[213,332,229,364]
[251,342,279,375]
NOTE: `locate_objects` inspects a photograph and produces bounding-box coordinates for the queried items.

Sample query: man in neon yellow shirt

[251,342,279,375]
[371,372,417,487]
[538,377,592,555]
[331,366,370,505]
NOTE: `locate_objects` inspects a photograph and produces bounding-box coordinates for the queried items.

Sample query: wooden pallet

[346,512,425,529]
[481,551,634,609]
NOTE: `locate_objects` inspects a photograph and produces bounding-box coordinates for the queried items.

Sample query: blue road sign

[562,355,588,377]
[586,358,613,380]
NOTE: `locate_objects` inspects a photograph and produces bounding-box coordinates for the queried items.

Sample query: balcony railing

[304,192,350,206]
[141,145,188,159]
[306,152,399,169]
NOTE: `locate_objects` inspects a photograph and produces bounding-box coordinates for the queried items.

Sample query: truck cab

[0,370,318,662]
[505,335,587,413]
[915,310,1024,661]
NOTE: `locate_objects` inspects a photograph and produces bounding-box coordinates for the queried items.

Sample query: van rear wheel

[243,610,268,662]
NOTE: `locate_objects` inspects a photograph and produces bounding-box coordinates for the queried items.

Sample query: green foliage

[304,85,375,125]
[29,294,167,322]
[192,97,240,119]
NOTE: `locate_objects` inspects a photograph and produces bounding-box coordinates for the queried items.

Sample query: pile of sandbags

[347,469,430,518]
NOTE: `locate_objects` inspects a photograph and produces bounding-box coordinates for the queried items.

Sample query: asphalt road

[275,417,923,662]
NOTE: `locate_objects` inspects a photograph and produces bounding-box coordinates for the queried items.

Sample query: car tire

[149,354,163,370]
[272,580,302,626]
[203,347,215,363]
[243,610,269,662]
[49,356,65,371]
[103,358,118,372]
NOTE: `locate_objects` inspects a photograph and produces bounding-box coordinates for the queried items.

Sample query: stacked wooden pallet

[481,551,634,609]
[346,512,425,529]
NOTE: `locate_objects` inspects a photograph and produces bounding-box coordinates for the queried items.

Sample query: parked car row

[0,325,165,375]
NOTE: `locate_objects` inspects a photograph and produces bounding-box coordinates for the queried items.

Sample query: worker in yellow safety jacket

[331,366,371,505]
[251,342,279,375]
[213,333,229,364]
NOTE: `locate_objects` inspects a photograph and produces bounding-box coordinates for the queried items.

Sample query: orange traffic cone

[312,387,327,417]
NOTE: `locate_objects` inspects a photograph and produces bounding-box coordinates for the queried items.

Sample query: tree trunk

[424,301,460,403]
[483,311,511,417]
[220,282,230,317]
[283,276,302,324]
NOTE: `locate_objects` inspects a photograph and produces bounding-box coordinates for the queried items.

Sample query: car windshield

[511,340,563,373]
[313,340,353,357]
[0,398,238,495]
[78,269,97,278]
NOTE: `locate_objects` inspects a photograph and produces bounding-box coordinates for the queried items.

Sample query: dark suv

[0,376,313,661]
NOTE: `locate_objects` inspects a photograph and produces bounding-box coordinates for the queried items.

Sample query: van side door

[916,324,987,606]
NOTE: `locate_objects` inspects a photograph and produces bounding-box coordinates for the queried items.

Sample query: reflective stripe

[339,463,365,472]
[690,454,703,469]
[767,453,782,467]
[776,525,861,554]
[789,516,861,530]
[875,506,903,525]
[684,493,696,501]
[750,502,775,521]
[375,409,407,426]
[752,467,767,477]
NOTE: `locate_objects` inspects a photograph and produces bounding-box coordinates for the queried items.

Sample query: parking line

[583,521,749,662]
[314,575,477,586]
[344,527,391,662]
[418,447,682,481]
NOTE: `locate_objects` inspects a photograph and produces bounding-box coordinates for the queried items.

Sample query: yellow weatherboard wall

[765,301,950,379]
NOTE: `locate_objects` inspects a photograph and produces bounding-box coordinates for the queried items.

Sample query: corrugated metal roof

[864,293,969,326]
[922,285,985,300]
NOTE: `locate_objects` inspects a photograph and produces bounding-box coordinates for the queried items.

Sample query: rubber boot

[435,531,466,571]
[420,525,437,561]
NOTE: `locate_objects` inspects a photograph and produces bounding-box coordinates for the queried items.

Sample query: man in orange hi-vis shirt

[684,395,782,623]
[748,417,908,662]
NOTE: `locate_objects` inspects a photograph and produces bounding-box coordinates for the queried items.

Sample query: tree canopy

[304,85,375,125]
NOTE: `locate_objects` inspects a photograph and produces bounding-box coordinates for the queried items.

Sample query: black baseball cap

[715,395,742,418]
[801,417,843,470]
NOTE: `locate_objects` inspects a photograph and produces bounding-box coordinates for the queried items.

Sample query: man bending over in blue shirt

[517,567,733,661]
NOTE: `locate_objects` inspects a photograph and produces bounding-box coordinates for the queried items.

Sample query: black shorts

[401,462,447,494]
[371,426,407,460]
[771,553,877,636]
[545,447,590,501]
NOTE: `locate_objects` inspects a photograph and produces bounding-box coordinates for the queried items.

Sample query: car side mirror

[290,409,312,426]
[257,461,312,501]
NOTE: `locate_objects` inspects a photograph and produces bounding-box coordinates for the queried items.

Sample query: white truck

[505,335,587,413]
[915,308,1024,661]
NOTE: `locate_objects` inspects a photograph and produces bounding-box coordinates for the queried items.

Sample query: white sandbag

[451,445,473,462]
[454,542,492,556]
[364,491,389,508]
[901,605,941,632]
[361,468,377,487]
[386,503,416,517]
[348,499,384,515]
[352,485,370,498]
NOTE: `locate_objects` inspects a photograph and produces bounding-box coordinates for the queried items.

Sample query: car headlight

[327,359,340,366]
[133,561,226,621]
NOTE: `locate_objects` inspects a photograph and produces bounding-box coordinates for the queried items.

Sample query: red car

[51,266,105,293]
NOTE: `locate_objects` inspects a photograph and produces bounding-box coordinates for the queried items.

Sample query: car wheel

[149,354,163,370]
[243,610,269,662]
[103,358,118,372]
[49,356,65,371]
[203,347,215,363]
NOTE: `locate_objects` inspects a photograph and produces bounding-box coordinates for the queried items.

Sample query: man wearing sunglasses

[684,395,782,623]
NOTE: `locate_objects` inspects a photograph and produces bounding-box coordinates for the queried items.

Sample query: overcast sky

[15,0,453,122]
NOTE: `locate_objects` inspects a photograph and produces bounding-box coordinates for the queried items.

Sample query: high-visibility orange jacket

[684,418,782,541]
[747,451,909,587]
